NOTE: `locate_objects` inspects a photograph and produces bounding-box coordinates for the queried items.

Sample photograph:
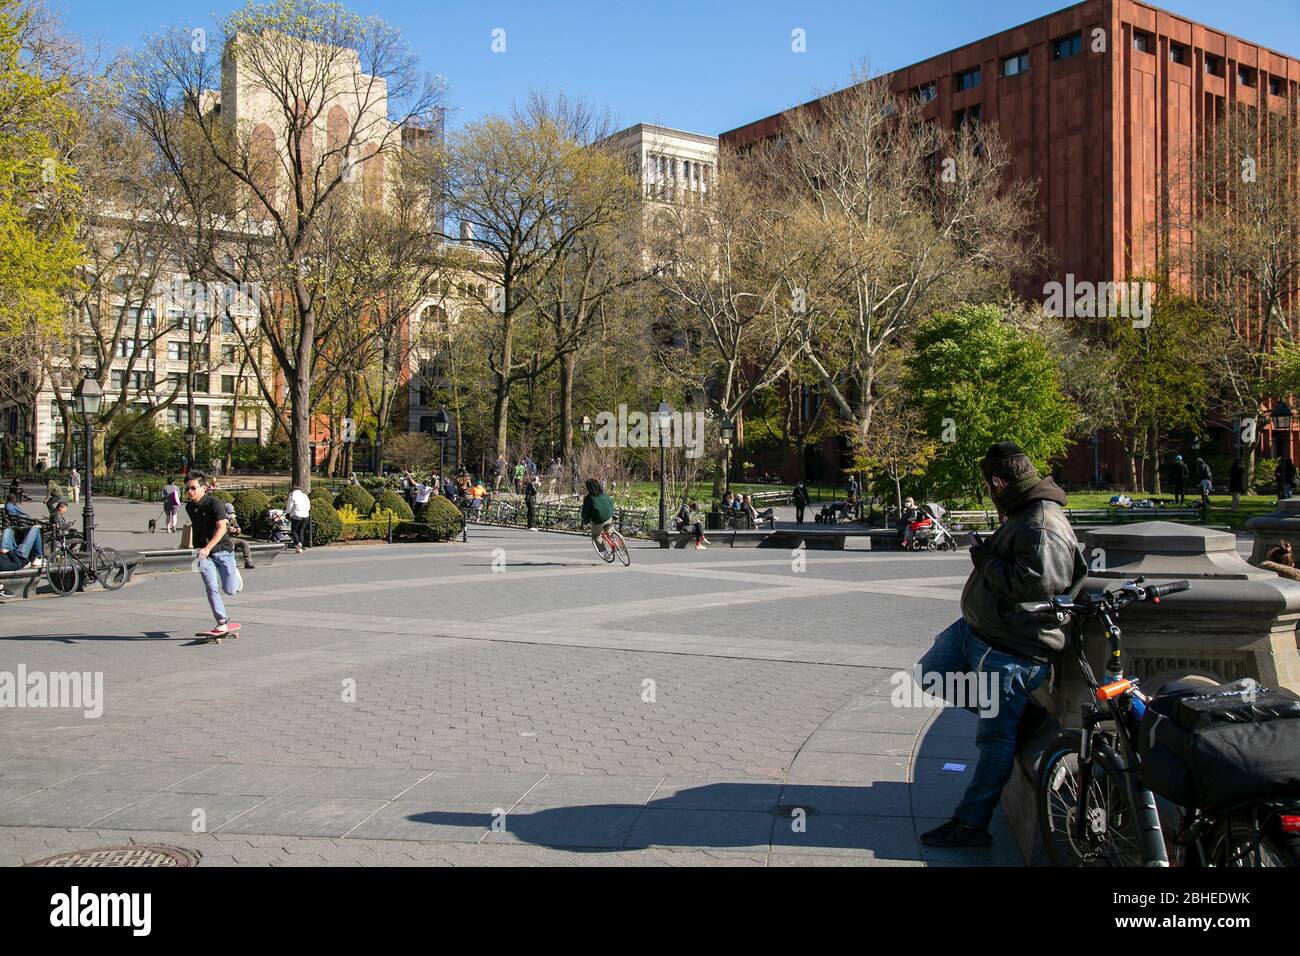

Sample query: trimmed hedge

[231,489,270,530]
[375,487,414,520]
[414,495,464,542]
[334,484,376,515]
[308,488,342,544]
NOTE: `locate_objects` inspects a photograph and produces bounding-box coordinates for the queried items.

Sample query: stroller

[266,508,293,545]
[908,503,958,551]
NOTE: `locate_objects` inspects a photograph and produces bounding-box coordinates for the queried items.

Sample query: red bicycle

[593,525,630,566]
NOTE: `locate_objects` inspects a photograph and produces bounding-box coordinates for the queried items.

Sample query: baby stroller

[266,508,293,545]
[908,503,958,551]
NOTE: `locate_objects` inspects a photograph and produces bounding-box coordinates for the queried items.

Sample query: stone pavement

[1,493,1026,866]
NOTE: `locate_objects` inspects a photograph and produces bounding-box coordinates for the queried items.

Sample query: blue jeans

[197,551,240,623]
[917,618,1049,829]
[1,526,43,561]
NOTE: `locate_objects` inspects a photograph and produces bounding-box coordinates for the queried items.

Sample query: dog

[148,518,157,533]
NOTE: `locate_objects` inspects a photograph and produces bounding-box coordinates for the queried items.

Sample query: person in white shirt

[413,481,433,519]
[285,486,311,553]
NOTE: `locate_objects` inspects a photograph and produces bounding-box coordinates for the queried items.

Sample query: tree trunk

[559,350,576,462]
[290,372,312,494]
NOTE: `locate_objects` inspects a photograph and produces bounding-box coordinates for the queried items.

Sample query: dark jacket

[793,485,810,507]
[581,493,614,525]
[1229,462,1245,493]
[1170,460,1189,484]
[960,476,1089,661]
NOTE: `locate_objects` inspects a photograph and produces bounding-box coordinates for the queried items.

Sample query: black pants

[290,516,308,547]
[1172,481,1185,504]
[526,500,537,527]
[795,504,805,524]
[677,522,704,543]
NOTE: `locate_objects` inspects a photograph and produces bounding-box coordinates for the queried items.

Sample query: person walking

[1169,455,1188,505]
[161,476,181,533]
[513,460,525,494]
[285,484,311,553]
[524,475,539,530]
[793,480,810,525]
[68,467,80,504]
[916,442,1088,848]
[185,472,242,638]
[1229,457,1245,512]
[1195,457,1213,511]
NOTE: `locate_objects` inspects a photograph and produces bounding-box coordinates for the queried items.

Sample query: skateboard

[195,623,241,644]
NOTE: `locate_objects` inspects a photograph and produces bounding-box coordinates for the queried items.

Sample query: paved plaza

[1,493,1030,866]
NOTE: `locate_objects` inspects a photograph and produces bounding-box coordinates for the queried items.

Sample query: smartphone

[967,531,983,548]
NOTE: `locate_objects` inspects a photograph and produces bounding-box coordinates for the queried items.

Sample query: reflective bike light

[1097,679,1135,701]
[1282,816,1300,834]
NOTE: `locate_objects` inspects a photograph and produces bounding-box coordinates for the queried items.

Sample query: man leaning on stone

[916,442,1088,848]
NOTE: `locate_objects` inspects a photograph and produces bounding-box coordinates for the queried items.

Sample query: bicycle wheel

[94,547,129,591]
[45,551,81,597]
[593,533,616,563]
[1206,820,1297,867]
[611,531,630,567]
[1038,734,1144,866]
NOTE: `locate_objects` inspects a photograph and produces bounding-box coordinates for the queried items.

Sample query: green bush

[403,495,463,542]
[308,489,342,544]
[334,484,376,515]
[231,489,270,531]
[375,487,414,520]
[211,489,234,505]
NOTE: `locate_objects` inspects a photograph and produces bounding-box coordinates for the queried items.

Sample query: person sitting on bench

[223,502,257,570]
[742,494,775,528]
[0,525,43,571]
[674,501,710,550]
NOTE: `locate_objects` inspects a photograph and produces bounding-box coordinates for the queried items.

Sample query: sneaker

[210,620,232,636]
[0,584,13,598]
[919,817,992,848]
[695,542,707,550]
[28,558,45,569]
[295,545,303,554]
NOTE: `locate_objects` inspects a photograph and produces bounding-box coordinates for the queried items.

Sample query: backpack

[1137,681,1300,811]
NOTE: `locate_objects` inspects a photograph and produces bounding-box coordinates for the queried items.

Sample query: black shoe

[920,817,993,847]
[244,563,256,570]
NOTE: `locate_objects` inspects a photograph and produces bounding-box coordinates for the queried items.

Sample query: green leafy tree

[906,304,1075,501]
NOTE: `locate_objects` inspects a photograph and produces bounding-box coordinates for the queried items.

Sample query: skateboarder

[184,471,241,640]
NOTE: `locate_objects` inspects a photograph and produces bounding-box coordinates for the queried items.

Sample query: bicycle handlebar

[1013,578,1191,620]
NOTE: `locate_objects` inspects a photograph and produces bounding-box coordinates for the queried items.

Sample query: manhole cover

[769,805,820,818]
[26,845,200,867]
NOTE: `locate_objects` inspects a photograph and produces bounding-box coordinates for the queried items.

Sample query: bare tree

[118,0,445,491]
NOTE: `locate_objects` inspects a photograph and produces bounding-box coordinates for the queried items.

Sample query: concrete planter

[1246,497,1300,565]
[1045,521,1300,728]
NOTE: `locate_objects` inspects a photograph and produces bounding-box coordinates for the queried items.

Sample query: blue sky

[57,0,1300,135]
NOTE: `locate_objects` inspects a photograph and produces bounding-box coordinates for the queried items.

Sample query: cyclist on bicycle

[580,478,615,555]
[916,441,1088,848]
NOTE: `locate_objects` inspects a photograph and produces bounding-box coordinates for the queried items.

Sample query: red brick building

[722,0,1300,487]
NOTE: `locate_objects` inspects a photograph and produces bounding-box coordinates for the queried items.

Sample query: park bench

[0,550,147,600]
[653,527,882,551]
[135,541,287,572]
[947,504,1208,533]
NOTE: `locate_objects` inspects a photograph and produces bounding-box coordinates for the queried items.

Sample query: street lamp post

[656,400,672,532]
[184,424,197,478]
[24,430,33,473]
[433,408,450,489]
[1090,432,1100,489]
[75,376,102,558]
[1271,401,1292,459]
[720,418,736,497]
[576,415,591,495]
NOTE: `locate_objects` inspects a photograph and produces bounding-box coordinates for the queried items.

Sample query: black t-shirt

[186,494,232,551]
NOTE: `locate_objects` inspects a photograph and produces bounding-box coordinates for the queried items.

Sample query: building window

[221,344,239,364]
[116,339,142,358]
[1270,76,1285,96]
[168,341,190,361]
[954,67,981,92]
[192,374,209,394]
[80,337,96,356]
[222,375,237,394]
[111,370,126,390]
[221,406,234,429]
[1169,43,1187,65]
[1002,52,1029,77]
[915,81,937,102]
[1205,54,1223,76]
[1133,31,1152,54]
[1237,66,1255,87]
[954,105,982,130]
[221,313,236,334]
[1052,32,1083,60]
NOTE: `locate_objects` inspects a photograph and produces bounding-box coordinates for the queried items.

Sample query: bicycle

[44,529,129,596]
[1032,577,1300,867]
[591,523,630,566]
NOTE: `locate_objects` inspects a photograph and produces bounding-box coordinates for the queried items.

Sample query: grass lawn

[1059,491,1277,532]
